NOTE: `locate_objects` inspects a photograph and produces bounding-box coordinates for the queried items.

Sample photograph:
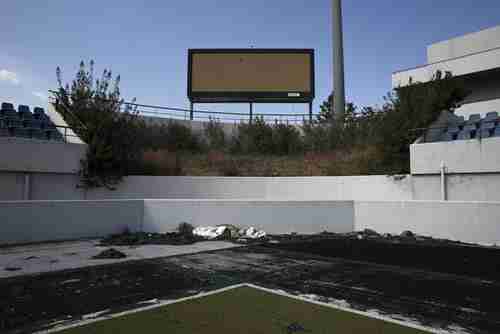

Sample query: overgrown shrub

[129,149,183,176]
[272,121,303,155]
[204,117,226,150]
[139,121,203,153]
[230,117,273,154]
[52,60,144,189]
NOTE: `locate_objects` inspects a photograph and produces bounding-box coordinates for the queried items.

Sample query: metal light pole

[332,0,346,121]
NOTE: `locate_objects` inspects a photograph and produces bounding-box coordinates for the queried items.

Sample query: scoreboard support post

[249,103,253,124]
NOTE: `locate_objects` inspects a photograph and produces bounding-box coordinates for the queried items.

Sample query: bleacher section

[0,102,64,141]
[424,112,500,143]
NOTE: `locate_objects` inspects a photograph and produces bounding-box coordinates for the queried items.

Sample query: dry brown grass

[133,146,385,177]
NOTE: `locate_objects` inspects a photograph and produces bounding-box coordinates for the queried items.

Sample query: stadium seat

[485,111,498,120]
[457,129,472,140]
[1,102,15,111]
[440,126,459,141]
[494,127,500,137]
[468,114,481,123]
[480,128,492,138]
[18,104,31,115]
[441,132,454,141]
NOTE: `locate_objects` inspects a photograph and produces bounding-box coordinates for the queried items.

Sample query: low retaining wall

[143,199,354,235]
[0,200,143,245]
[1,199,499,245]
[354,201,500,245]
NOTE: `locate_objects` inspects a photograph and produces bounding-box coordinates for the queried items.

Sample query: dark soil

[265,232,500,281]
[169,246,500,333]
[0,259,212,334]
[2,236,500,333]
[99,232,203,246]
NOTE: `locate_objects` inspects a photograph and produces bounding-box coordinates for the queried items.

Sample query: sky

[1,0,500,119]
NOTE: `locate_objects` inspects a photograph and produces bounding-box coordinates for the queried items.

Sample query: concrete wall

[0,137,86,173]
[0,199,353,244]
[86,175,414,201]
[354,200,500,245]
[411,137,500,174]
[392,46,500,88]
[2,199,499,245]
[4,173,500,202]
[0,200,143,245]
[143,199,354,235]
[455,98,500,118]
[427,25,500,63]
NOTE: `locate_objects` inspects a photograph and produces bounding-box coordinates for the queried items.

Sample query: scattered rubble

[4,266,21,272]
[99,231,201,246]
[92,248,127,260]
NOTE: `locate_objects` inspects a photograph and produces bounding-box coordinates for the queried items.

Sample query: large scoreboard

[188,49,315,103]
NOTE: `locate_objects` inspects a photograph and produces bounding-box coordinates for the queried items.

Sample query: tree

[52,61,145,189]
[375,70,468,172]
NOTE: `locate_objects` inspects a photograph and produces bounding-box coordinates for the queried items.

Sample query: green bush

[230,117,274,154]
[204,117,226,150]
[272,121,303,155]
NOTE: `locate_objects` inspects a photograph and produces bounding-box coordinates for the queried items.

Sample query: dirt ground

[1,236,499,334]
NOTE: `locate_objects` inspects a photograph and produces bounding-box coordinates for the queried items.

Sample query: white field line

[36,283,463,334]
[35,284,248,333]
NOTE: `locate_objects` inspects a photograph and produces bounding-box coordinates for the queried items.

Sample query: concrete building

[392,25,500,118]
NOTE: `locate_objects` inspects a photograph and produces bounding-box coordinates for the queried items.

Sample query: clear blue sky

[1,0,499,118]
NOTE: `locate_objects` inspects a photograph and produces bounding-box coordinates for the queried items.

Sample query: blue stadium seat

[441,132,454,141]
[480,128,492,138]
[485,111,498,121]
[441,126,459,141]
[494,127,500,138]
[18,104,30,115]
[457,129,472,140]
[1,102,15,111]
[33,107,45,115]
[468,114,481,123]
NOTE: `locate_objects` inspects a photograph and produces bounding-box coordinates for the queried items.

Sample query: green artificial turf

[59,286,430,334]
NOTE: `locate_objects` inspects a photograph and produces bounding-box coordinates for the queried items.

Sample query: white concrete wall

[454,98,500,118]
[0,172,25,200]
[0,200,143,245]
[143,199,354,235]
[355,200,500,245]
[392,46,500,88]
[87,175,414,201]
[2,199,499,246]
[411,137,500,174]
[0,137,86,173]
[4,173,500,202]
[427,25,500,63]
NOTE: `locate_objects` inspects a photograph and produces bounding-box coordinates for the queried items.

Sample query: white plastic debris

[193,225,266,240]
[241,227,266,239]
[192,226,227,239]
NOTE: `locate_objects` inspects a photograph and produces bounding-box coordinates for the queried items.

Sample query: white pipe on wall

[23,173,31,201]
[440,161,447,201]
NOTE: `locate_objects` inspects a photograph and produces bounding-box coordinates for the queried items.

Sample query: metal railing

[123,101,317,124]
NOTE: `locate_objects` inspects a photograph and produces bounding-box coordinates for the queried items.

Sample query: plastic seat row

[0,102,63,141]
[440,112,500,141]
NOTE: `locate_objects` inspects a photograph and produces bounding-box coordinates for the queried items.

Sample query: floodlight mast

[332,0,346,122]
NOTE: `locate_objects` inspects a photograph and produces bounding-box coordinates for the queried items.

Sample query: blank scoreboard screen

[188,49,314,103]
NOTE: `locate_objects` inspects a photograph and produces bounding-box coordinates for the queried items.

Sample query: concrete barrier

[354,200,500,245]
[143,199,354,235]
[0,200,143,245]
[1,199,499,246]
